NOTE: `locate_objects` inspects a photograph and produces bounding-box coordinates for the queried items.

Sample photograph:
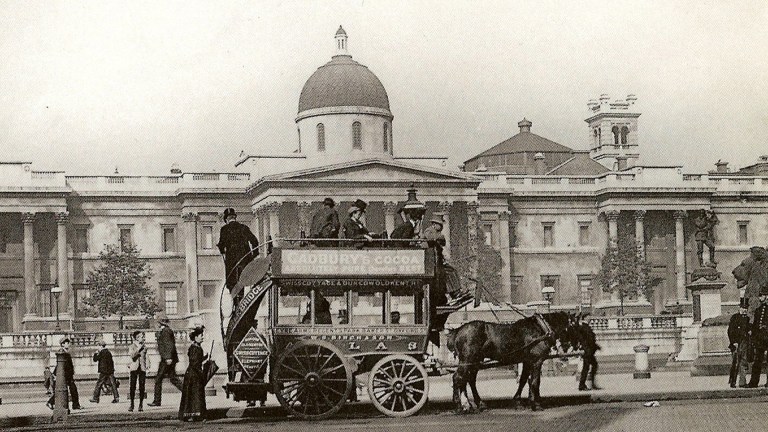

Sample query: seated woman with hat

[342,200,377,248]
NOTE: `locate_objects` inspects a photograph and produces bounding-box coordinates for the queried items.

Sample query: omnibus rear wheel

[367,354,429,417]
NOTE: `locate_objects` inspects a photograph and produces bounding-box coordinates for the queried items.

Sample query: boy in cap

[309,198,340,247]
[47,337,82,410]
[90,339,119,403]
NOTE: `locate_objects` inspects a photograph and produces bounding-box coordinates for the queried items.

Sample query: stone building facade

[0,27,766,334]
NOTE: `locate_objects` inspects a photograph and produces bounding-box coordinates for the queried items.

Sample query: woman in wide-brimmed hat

[342,205,373,243]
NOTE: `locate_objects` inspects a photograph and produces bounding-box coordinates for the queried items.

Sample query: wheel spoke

[288,353,309,374]
[318,385,337,408]
[319,351,335,371]
[406,387,425,395]
[405,392,419,406]
[280,363,306,379]
[372,377,391,387]
[320,363,346,376]
[322,384,346,397]
[403,363,417,379]
[404,376,425,385]
[400,394,409,411]
[379,364,396,381]
[389,394,397,411]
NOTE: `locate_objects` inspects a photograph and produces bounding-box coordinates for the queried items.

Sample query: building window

[383,123,389,152]
[620,126,629,145]
[542,223,554,248]
[482,223,494,246]
[352,121,362,150]
[578,223,591,246]
[202,225,214,250]
[73,226,89,253]
[119,225,133,251]
[162,225,177,253]
[578,275,593,310]
[540,275,560,304]
[317,123,325,151]
[612,126,620,145]
[161,283,179,315]
[738,221,749,245]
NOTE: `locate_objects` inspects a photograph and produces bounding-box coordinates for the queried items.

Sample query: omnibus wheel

[272,340,353,420]
[367,354,429,417]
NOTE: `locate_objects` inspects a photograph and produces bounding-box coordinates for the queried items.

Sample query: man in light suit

[128,331,148,412]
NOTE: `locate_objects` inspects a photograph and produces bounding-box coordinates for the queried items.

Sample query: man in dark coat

[218,208,259,295]
[47,337,82,410]
[310,198,340,247]
[748,290,768,387]
[90,339,119,403]
[728,299,751,388]
[148,317,183,406]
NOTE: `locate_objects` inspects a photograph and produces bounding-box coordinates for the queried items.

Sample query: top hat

[323,197,335,207]
[354,199,368,211]
[348,206,361,215]
[740,297,750,309]
[223,208,237,220]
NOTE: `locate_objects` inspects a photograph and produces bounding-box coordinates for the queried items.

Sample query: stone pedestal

[674,269,727,368]
[633,344,651,379]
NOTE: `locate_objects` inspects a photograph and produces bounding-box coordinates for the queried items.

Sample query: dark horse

[447,312,575,412]
[512,318,601,400]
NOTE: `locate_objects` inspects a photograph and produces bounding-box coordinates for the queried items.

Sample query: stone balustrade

[64,172,251,193]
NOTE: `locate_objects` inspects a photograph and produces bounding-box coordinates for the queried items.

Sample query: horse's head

[445,328,458,355]
[733,246,768,288]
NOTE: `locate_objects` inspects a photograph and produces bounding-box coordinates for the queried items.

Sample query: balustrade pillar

[673,211,687,302]
[22,213,36,319]
[55,212,71,316]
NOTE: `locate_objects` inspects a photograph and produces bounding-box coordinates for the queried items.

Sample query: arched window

[620,126,629,145]
[316,123,325,151]
[352,121,362,150]
[593,129,599,147]
[612,126,620,145]
[383,123,389,152]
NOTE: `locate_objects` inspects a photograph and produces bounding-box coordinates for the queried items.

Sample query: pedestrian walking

[127,331,148,412]
[728,299,751,388]
[179,326,207,422]
[148,317,183,406]
[46,337,82,411]
[218,207,260,298]
[90,339,119,404]
[43,366,53,395]
[309,197,340,246]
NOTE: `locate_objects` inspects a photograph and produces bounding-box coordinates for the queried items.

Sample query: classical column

[673,210,687,301]
[634,210,648,304]
[55,212,71,316]
[182,212,199,314]
[266,202,281,248]
[437,202,452,259]
[498,211,512,302]
[467,202,480,298]
[297,201,313,237]
[606,210,620,247]
[384,202,398,237]
[22,213,36,318]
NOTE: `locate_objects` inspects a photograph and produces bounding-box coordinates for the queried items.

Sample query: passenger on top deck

[342,201,377,248]
[309,197,340,247]
[300,292,332,324]
[391,207,423,247]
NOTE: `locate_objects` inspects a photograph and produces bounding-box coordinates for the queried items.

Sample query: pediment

[264,159,477,183]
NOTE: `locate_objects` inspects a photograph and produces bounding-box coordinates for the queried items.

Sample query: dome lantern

[335,25,349,56]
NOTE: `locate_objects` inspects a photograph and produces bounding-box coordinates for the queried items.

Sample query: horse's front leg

[513,363,528,400]
[529,359,545,411]
[467,367,486,412]
[452,366,470,414]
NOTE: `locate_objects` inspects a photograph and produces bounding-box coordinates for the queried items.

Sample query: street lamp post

[541,286,555,313]
[51,286,63,330]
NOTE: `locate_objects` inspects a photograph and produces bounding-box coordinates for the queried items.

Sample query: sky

[0,0,766,175]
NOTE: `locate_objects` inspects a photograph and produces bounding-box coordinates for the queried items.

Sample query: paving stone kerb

[2,371,768,429]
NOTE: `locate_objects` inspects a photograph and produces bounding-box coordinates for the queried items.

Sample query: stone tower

[585,94,640,170]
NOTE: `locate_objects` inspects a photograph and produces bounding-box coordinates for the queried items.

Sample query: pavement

[1,369,768,429]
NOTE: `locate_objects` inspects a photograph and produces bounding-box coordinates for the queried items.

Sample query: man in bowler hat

[148,317,183,406]
[218,208,260,294]
[310,198,340,246]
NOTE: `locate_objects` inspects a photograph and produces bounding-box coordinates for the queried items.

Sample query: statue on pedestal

[693,209,719,268]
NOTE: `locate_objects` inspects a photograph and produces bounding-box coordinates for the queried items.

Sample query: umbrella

[230,256,271,299]
[203,359,219,385]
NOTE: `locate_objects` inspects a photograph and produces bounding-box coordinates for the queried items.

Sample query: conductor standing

[217,208,260,294]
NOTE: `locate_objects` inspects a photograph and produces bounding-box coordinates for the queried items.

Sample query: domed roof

[298,55,391,114]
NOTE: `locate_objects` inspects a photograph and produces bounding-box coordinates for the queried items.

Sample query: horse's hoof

[578,385,588,391]
[477,402,488,412]
[531,403,542,411]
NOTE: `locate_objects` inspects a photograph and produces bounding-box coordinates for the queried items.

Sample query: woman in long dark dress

[179,326,207,422]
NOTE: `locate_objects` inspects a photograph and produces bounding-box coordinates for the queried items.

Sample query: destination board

[275,249,428,276]
[233,327,270,380]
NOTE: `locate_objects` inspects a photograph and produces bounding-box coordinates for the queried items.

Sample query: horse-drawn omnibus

[222,240,470,420]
